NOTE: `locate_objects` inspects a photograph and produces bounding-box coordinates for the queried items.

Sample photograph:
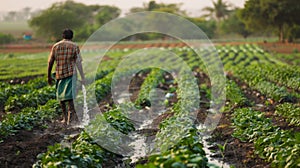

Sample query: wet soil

[0,119,82,168]
[206,74,300,168]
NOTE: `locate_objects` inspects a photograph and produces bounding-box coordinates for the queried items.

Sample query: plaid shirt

[48,39,82,80]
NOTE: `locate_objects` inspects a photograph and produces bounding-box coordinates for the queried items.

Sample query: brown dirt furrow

[0,120,82,168]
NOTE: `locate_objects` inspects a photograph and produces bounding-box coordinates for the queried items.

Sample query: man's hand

[48,76,53,86]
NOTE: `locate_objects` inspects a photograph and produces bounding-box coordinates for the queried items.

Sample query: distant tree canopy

[28,0,223,41]
[129,0,186,15]
[239,0,300,42]
[220,9,251,38]
[202,0,232,22]
[126,1,217,40]
[29,1,120,41]
[0,33,15,44]
[187,18,216,39]
[28,0,300,42]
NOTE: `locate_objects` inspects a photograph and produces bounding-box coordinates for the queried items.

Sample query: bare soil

[207,74,300,168]
[0,119,82,168]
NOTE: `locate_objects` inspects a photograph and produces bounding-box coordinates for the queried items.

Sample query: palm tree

[202,0,232,22]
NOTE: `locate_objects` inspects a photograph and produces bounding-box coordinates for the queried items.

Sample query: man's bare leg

[67,100,78,124]
[60,101,68,125]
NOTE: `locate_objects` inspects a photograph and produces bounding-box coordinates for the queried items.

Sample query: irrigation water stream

[81,85,90,126]
[75,87,230,167]
[126,117,231,167]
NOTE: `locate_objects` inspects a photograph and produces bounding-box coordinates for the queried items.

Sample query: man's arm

[75,46,85,85]
[76,60,85,85]
[48,50,55,85]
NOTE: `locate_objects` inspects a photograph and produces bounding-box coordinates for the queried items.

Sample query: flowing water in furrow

[198,125,231,168]
[81,85,90,126]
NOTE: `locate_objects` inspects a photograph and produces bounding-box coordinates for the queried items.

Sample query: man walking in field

[48,28,85,125]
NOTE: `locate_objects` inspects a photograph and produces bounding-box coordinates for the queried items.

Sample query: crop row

[235,66,295,102]
[224,80,250,110]
[232,108,300,167]
[253,64,300,91]
[216,45,279,72]
[140,118,211,167]
[0,100,60,142]
[34,69,128,166]
[34,106,135,167]
[34,63,217,167]
[0,77,47,106]
[275,103,300,127]
[142,68,214,167]
[5,85,56,112]
[135,68,165,106]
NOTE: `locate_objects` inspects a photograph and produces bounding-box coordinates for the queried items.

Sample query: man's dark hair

[62,28,73,40]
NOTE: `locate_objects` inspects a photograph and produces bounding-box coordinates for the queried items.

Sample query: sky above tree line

[0,0,246,16]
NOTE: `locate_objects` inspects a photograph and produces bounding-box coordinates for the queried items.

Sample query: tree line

[3,0,300,43]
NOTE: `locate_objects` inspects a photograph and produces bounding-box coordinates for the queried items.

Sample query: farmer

[47,28,85,125]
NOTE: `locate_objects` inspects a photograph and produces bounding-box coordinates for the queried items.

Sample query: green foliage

[103,108,136,135]
[0,100,61,141]
[140,117,210,167]
[0,52,48,80]
[142,65,212,167]
[0,33,15,44]
[188,18,216,39]
[225,80,250,108]
[3,45,300,167]
[33,131,114,168]
[286,24,300,42]
[201,0,232,22]
[239,0,300,42]
[256,64,300,91]
[29,2,83,41]
[135,68,165,107]
[95,6,121,26]
[5,85,56,112]
[83,105,136,155]
[129,0,186,15]
[75,72,113,113]
[94,73,113,102]
[268,53,300,66]
[29,1,121,41]
[275,103,300,126]
[220,9,251,38]
[232,108,300,167]
[0,77,48,106]
[234,63,295,102]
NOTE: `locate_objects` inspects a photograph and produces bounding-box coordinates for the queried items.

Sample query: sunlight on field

[0,52,48,80]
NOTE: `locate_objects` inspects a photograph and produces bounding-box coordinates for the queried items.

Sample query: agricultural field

[0,52,48,82]
[0,42,299,168]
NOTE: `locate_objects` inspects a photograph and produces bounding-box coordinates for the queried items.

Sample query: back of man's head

[62,28,73,40]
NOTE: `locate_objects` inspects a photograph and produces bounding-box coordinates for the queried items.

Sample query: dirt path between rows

[0,120,82,168]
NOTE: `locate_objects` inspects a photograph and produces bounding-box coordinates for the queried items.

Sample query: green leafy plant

[217,140,227,160]
[232,108,300,167]
[0,99,61,141]
[275,103,300,126]
[33,132,115,168]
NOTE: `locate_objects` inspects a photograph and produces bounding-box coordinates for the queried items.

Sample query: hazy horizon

[0,0,246,16]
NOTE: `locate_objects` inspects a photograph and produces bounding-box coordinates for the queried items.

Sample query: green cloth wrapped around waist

[56,75,77,101]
